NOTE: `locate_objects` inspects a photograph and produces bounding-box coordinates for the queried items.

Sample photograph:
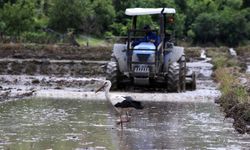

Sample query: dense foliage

[0,1,35,36]
[0,0,249,45]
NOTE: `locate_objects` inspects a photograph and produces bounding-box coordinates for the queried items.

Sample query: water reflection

[0,99,118,150]
[119,102,250,149]
[0,99,249,150]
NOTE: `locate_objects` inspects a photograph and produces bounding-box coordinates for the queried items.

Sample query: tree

[224,0,243,9]
[191,13,220,43]
[242,0,250,8]
[0,0,17,8]
[186,0,217,33]
[85,0,115,35]
[218,8,249,46]
[35,0,41,9]
[175,13,186,38]
[0,21,6,37]
[0,0,248,44]
[43,0,50,16]
[175,0,187,12]
[48,0,92,32]
[0,1,35,36]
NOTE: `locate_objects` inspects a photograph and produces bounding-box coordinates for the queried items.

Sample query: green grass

[213,55,250,132]
[216,69,248,104]
[211,50,246,101]
[211,48,250,133]
[236,45,250,56]
[76,36,111,47]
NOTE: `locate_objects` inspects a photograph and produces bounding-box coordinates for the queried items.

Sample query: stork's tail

[131,100,144,109]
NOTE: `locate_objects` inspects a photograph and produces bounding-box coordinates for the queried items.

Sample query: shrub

[21,32,58,43]
[212,55,228,69]
[0,1,35,36]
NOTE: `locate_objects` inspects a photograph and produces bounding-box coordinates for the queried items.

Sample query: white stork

[95,80,143,128]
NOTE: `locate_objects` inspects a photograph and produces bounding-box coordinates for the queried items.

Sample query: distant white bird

[200,49,206,59]
[95,80,143,128]
[229,48,237,57]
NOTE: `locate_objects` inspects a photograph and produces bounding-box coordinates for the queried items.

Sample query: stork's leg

[116,111,122,124]
[120,115,123,129]
[116,110,130,129]
[125,112,130,121]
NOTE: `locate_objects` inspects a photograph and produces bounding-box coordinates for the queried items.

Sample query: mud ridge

[0,43,112,60]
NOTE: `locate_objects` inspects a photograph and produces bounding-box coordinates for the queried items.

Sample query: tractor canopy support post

[132,16,137,30]
[163,14,166,49]
[160,13,165,50]
[159,12,166,71]
[127,31,131,73]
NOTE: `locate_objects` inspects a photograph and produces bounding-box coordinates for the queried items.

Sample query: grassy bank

[208,47,250,134]
[76,36,112,47]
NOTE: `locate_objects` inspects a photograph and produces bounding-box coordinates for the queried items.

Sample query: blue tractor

[106,8,196,92]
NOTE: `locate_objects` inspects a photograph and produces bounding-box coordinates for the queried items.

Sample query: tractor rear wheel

[106,58,120,90]
[167,62,181,92]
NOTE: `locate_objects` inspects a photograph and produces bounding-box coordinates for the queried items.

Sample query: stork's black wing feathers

[123,96,142,106]
[114,96,143,109]
[122,96,134,101]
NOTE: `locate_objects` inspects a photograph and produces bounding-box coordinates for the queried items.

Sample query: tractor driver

[132,25,160,47]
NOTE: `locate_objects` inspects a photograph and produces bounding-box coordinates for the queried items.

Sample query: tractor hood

[125,8,176,16]
[134,42,155,50]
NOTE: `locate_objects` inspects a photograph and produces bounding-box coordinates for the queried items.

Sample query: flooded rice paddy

[0,98,249,150]
[0,54,250,149]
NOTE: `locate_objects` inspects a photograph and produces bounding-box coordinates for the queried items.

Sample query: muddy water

[0,99,117,150]
[0,99,250,150]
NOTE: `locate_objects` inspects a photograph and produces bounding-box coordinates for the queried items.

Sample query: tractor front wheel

[167,62,181,92]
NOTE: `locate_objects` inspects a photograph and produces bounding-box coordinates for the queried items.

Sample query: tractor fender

[170,46,184,62]
[112,44,128,72]
[164,46,184,71]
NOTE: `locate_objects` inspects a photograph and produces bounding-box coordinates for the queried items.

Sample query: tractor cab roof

[125,8,176,16]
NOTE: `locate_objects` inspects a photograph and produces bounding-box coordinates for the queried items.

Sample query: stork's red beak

[95,84,105,93]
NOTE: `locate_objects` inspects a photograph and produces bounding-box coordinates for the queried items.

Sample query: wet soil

[0,54,219,103]
[0,59,105,76]
[0,45,215,102]
[0,43,112,60]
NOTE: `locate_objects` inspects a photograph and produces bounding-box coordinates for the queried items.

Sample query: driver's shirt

[132,32,160,47]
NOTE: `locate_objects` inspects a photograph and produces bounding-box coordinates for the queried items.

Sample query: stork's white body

[105,90,127,112]
[95,80,143,127]
[102,81,135,113]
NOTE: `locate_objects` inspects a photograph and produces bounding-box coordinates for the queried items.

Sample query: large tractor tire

[106,58,120,90]
[191,72,196,90]
[179,55,186,92]
[186,71,197,91]
[167,62,181,92]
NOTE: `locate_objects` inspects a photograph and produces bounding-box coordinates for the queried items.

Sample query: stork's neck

[104,81,112,101]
